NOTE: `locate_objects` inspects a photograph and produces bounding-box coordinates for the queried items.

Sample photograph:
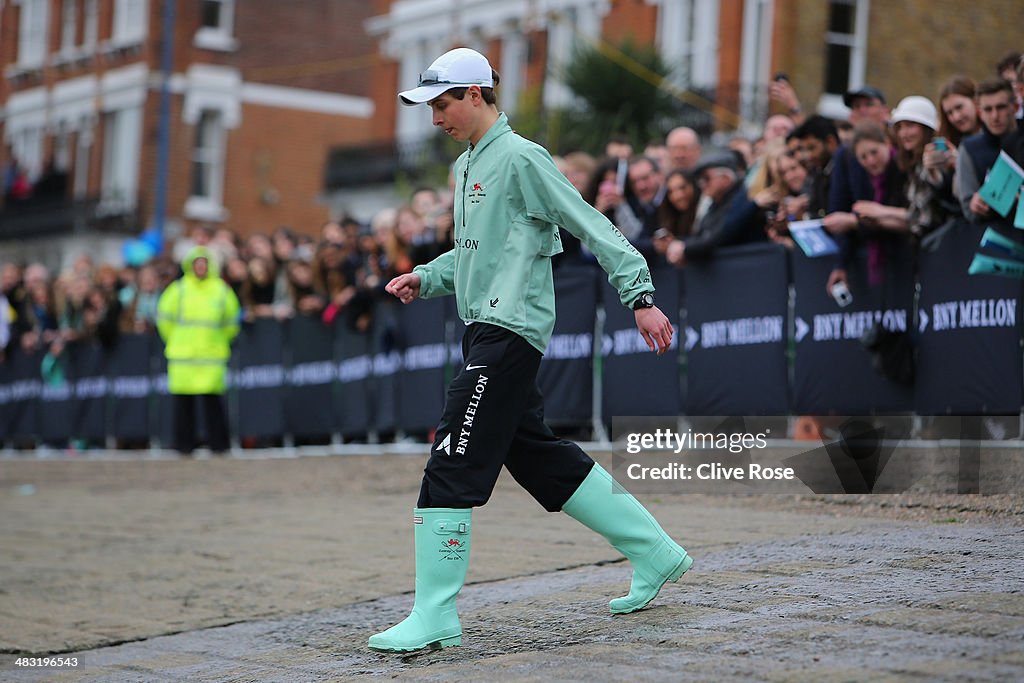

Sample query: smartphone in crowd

[933,137,948,152]
[615,158,629,193]
[831,281,854,307]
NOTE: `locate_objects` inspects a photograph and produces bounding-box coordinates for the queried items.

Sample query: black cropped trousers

[418,323,595,512]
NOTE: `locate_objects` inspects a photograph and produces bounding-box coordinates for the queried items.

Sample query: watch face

[634,293,654,309]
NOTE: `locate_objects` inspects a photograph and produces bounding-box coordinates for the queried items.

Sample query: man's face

[1,264,21,291]
[429,90,477,142]
[763,115,795,142]
[193,257,209,279]
[606,141,633,160]
[666,130,701,171]
[848,97,888,126]
[628,159,663,205]
[795,136,834,171]
[977,90,1015,136]
[698,168,734,202]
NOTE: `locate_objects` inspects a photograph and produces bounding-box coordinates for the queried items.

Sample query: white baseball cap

[890,95,938,131]
[398,47,494,106]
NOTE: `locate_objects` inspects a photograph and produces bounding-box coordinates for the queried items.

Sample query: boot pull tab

[432,519,470,535]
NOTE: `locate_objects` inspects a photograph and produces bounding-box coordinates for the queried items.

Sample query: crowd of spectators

[0,187,457,366]
[3,49,1024,370]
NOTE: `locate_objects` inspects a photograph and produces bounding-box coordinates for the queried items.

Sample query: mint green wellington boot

[368,508,472,652]
[562,464,693,614]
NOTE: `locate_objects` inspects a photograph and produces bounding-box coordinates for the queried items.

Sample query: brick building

[2,0,1021,267]
[0,0,378,267]
[774,0,1024,121]
[361,0,1022,143]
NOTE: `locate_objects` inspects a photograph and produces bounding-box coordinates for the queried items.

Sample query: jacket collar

[469,112,511,154]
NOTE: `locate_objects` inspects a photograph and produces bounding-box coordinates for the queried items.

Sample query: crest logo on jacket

[468,181,486,204]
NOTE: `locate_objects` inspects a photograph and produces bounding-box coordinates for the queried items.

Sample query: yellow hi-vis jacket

[156,246,240,395]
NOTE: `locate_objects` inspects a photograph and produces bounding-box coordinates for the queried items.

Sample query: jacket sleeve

[223,285,241,343]
[155,282,179,342]
[412,249,456,299]
[828,146,854,214]
[512,145,652,308]
[956,147,981,222]
[683,193,760,260]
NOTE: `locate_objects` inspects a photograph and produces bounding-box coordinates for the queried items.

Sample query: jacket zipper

[462,146,472,229]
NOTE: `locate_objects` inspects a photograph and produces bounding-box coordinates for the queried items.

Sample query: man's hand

[823,211,858,235]
[969,192,992,217]
[385,272,422,304]
[666,239,686,266]
[826,268,847,296]
[851,200,886,222]
[635,306,673,355]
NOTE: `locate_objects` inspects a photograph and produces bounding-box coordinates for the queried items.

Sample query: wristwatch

[632,292,655,310]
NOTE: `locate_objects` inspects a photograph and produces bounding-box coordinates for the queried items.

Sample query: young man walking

[372,47,692,653]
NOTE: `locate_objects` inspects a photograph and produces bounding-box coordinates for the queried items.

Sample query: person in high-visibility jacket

[157,246,240,455]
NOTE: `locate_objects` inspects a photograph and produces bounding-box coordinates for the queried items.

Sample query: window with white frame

[83,0,99,49]
[9,127,45,182]
[16,0,50,68]
[655,0,719,90]
[60,0,77,54]
[739,0,774,124]
[112,0,148,45]
[189,109,226,210]
[195,0,237,51]
[101,107,142,211]
[823,0,869,95]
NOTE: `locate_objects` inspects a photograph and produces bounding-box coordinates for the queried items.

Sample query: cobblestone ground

[0,452,1021,681]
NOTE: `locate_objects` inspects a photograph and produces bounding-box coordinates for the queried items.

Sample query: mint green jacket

[413,114,653,353]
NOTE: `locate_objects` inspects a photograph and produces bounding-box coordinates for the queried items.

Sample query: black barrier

[38,348,73,444]
[335,318,373,439]
[2,234,1024,448]
[601,265,682,420]
[233,318,285,438]
[396,296,448,434]
[73,343,107,441]
[370,301,401,435]
[684,243,790,415]
[108,335,153,440]
[5,348,43,442]
[0,352,12,437]
[791,243,915,414]
[539,266,601,426]
[915,223,1024,414]
[284,316,335,438]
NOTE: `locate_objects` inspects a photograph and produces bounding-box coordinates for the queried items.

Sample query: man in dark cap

[665,151,765,266]
[843,86,889,127]
[823,85,892,291]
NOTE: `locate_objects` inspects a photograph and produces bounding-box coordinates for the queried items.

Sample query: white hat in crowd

[890,96,938,131]
[398,48,494,106]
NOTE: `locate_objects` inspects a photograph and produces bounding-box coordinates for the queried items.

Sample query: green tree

[559,38,676,153]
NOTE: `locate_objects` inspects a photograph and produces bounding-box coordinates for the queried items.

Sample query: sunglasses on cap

[418,70,449,86]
